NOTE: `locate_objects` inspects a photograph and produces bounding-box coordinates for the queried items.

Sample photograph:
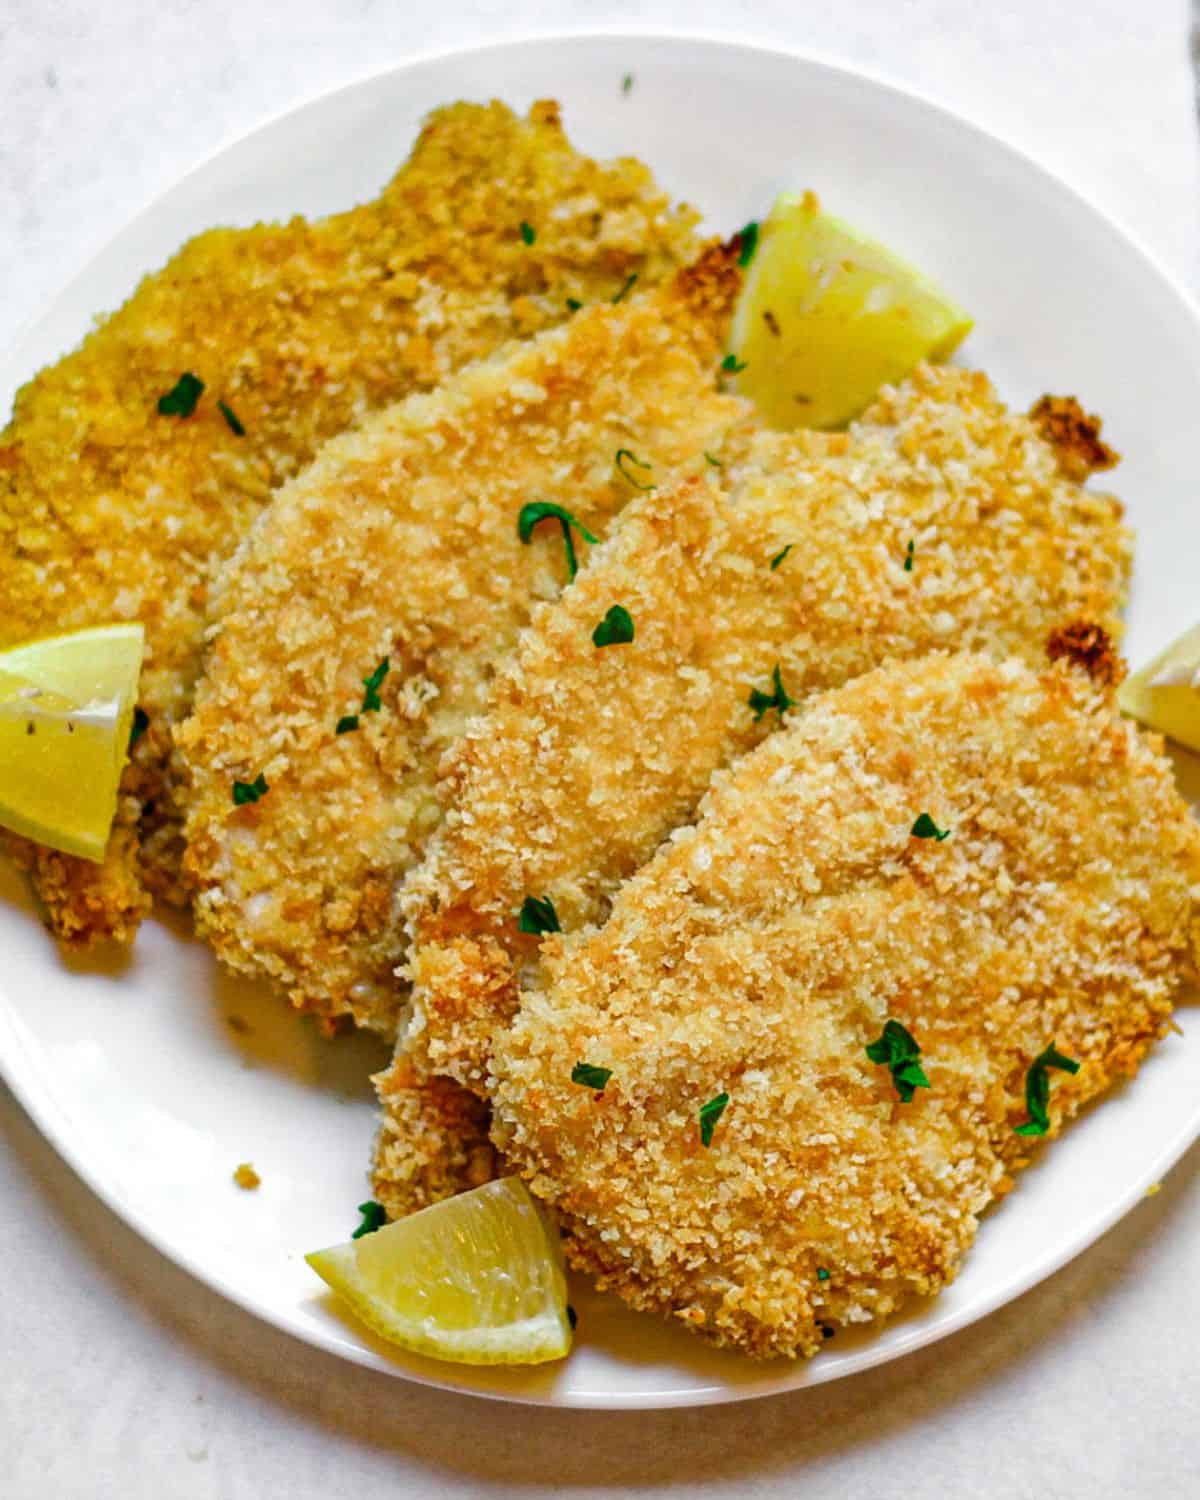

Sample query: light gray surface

[2,2,1199,1495]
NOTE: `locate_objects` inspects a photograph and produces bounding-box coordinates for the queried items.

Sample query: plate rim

[3,26,1199,1411]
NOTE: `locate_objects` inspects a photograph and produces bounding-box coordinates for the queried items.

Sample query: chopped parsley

[748,663,795,721]
[704,450,723,468]
[615,448,655,490]
[769,544,793,571]
[157,371,204,418]
[566,297,583,312]
[721,353,747,374]
[128,706,149,750]
[865,1019,930,1103]
[737,220,760,267]
[232,772,268,806]
[612,272,638,304]
[352,1201,387,1239]
[519,220,536,245]
[335,715,359,736]
[903,539,915,572]
[517,500,598,581]
[218,399,245,436]
[518,894,561,936]
[622,72,634,94]
[593,604,635,648]
[361,657,390,713]
[1014,1043,1080,1137]
[699,1091,730,1147]
[817,1267,831,1282]
[571,1061,613,1091]
[910,812,950,842]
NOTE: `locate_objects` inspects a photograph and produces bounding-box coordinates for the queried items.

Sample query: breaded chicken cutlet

[0,99,701,944]
[178,245,749,1034]
[488,652,1200,1358]
[384,367,1129,1161]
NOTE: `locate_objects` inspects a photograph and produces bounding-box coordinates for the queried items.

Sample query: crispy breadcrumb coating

[1046,618,1123,686]
[179,246,748,1034]
[489,653,1200,1358]
[393,366,1131,1117]
[1029,395,1119,482]
[0,99,700,943]
[373,1053,497,1218]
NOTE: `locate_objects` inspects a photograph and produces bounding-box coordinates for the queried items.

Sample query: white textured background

[2,3,1199,1496]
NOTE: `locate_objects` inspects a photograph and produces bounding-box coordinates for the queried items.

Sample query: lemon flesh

[729,192,973,430]
[306,1178,572,1365]
[1118,623,1200,753]
[0,624,145,861]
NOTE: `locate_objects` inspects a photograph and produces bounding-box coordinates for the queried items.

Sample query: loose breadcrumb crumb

[233,1163,261,1191]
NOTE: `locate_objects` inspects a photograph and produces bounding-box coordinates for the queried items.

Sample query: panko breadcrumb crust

[391,365,1132,1115]
[490,653,1200,1358]
[178,245,747,1033]
[0,99,701,943]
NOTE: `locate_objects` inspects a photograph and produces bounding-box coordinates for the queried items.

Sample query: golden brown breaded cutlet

[0,99,701,944]
[386,366,1131,1149]
[178,245,749,1035]
[490,652,1200,1358]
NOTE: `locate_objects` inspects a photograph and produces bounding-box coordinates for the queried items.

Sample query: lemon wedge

[729,191,973,429]
[306,1178,572,1365]
[1118,623,1200,753]
[0,624,145,861]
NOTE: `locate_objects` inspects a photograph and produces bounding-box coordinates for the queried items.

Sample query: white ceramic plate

[3,32,1199,1411]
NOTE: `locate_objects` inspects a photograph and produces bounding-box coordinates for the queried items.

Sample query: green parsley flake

[593,604,635,648]
[748,663,795,721]
[699,1091,730,1147]
[615,448,655,490]
[128,706,149,750]
[232,772,268,806]
[218,399,245,436]
[520,220,536,245]
[865,1019,930,1103]
[911,812,950,841]
[612,272,638,304]
[737,221,760,267]
[721,353,747,374]
[1014,1043,1080,1136]
[352,1201,387,1239]
[517,501,598,581]
[704,450,723,468]
[769,544,793,571]
[622,73,634,94]
[817,1267,831,1282]
[571,1061,613,1091]
[518,894,561,936]
[903,539,915,572]
[361,657,390,713]
[335,715,359,736]
[566,297,583,312]
[157,371,204,417]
